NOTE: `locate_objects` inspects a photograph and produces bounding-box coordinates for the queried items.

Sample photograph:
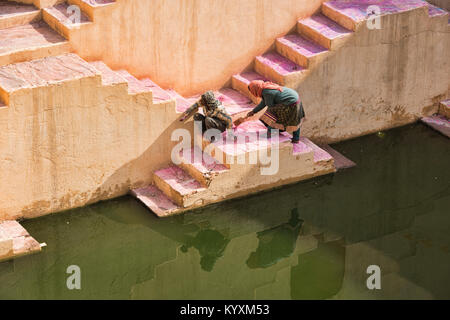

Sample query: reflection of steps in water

[331,230,424,299]
[130,230,321,299]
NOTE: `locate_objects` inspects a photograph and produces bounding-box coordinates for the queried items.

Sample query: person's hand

[247,111,255,118]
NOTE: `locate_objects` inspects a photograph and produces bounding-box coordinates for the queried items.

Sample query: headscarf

[201,91,221,112]
[248,80,283,98]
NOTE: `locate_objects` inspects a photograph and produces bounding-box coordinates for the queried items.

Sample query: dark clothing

[253,88,305,134]
[263,122,301,142]
[194,113,227,133]
[184,94,233,130]
[252,88,300,113]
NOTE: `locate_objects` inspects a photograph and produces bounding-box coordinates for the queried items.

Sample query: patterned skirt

[260,101,305,133]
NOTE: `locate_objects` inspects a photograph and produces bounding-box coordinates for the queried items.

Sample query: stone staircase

[0,0,447,219]
[130,0,449,217]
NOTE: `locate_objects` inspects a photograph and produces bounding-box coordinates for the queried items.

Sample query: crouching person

[246,80,305,144]
[179,91,235,141]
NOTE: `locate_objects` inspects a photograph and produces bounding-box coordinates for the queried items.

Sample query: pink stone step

[255,51,305,86]
[79,0,115,6]
[421,115,450,138]
[0,22,70,67]
[213,120,291,157]
[140,78,172,103]
[178,147,229,186]
[322,0,428,31]
[321,145,356,170]
[179,147,228,174]
[116,70,172,102]
[166,89,192,113]
[276,33,328,67]
[427,3,448,17]
[298,14,352,50]
[0,220,41,261]
[131,185,181,217]
[0,53,99,92]
[214,88,255,116]
[88,61,127,86]
[231,71,269,104]
[300,137,334,163]
[0,1,41,29]
[292,140,313,155]
[67,0,116,21]
[154,166,207,207]
[43,3,91,28]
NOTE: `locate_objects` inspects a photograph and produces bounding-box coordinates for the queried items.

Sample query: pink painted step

[276,33,329,68]
[231,71,269,103]
[322,0,428,31]
[292,140,313,156]
[67,0,116,21]
[0,1,41,30]
[255,51,305,86]
[154,165,207,207]
[213,120,291,158]
[115,70,172,103]
[140,78,173,103]
[43,3,91,28]
[131,185,180,217]
[298,14,352,50]
[179,147,229,174]
[0,53,99,93]
[0,22,70,67]
[215,88,255,116]
[0,220,41,261]
[421,115,450,138]
[300,137,334,163]
[116,70,150,94]
[79,0,115,6]
[178,146,229,186]
[167,89,192,113]
[321,144,356,170]
[427,3,448,17]
[89,61,127,86]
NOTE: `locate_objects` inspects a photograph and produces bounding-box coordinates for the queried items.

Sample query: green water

[0,123,449,300]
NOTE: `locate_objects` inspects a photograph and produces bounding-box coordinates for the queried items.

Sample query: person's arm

[247,99,265,118]
[179,101,199,122]
[212,109,235,139]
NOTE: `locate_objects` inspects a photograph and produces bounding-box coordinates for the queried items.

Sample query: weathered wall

[68,0,327,96]
[0,75,191,221]
[299,7,449,143]
[0,3,449,221]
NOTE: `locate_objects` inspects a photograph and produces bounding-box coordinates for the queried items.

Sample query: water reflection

[0,123,448,299]
[247,209,303,269]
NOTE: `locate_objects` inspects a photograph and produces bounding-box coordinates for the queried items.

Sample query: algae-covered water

[0,123,449,300]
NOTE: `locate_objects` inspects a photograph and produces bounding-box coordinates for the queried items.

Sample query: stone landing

[0,220,43,262]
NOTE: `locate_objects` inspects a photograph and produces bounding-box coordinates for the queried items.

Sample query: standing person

[245,80,305,143]
[180,91,234,140]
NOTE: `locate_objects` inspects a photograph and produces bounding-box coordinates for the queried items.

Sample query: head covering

[248,80,283,98]
[201,91,221,112]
